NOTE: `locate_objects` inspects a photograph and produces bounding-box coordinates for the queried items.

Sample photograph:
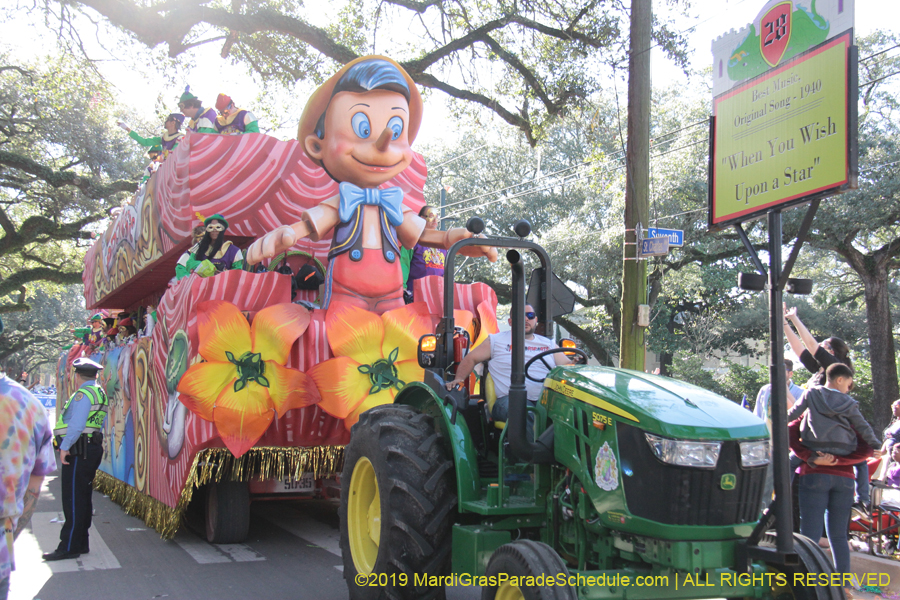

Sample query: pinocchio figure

[246,56,494,314]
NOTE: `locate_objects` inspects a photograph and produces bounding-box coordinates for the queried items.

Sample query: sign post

[709,0,856,564]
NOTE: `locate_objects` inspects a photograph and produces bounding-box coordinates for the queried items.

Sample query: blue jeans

[491,395,535,441]
[798,473,855,573]
[855,462,870,504]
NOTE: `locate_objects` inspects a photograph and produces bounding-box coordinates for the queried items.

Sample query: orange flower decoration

[176,300,320,457]
[308,301,436,431]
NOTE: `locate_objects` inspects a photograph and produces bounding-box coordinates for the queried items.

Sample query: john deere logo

[721,474,736,490]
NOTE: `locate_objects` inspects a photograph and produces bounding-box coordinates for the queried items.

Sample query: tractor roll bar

[441,234,554,464]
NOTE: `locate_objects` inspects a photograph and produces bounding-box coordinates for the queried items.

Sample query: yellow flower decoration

[308,301,436,430]
[176,300,319,457]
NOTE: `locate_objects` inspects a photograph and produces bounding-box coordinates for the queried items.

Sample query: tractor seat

[483,373,505,430]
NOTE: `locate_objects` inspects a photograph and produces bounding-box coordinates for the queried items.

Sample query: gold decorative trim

[93,445,345,539]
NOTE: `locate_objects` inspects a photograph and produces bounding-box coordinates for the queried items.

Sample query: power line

[441,49,899,218]
[441,158,599,209]
[861,71,900,88]
[860,43,900,64]
[429,143,488,169]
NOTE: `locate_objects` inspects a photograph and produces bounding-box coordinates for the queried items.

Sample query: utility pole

[619,0,652,370]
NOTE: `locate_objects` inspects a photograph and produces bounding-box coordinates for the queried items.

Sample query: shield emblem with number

[760,1,792,67]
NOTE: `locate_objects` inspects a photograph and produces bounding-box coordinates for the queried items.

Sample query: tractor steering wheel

[524,347,589,382]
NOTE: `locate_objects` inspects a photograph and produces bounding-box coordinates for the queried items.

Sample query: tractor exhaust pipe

[506,249,552,464]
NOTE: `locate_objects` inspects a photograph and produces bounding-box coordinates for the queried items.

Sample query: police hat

[73,357,103,376]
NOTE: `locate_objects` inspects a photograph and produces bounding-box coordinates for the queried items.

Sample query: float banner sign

[709,32,853,228]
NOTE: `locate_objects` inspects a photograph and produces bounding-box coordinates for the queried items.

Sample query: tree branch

[0,150,135,199]
[0,267,83,297]
[555,314,612,365]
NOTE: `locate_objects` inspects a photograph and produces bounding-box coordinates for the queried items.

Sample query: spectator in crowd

[754,358,804,511]
[783,305,869,509]
[882,399,900,454]
[783,305,853,388]
[0,317,56,597]
[789,418,873,575]
[754,358,803,426]
[786,363,880,458]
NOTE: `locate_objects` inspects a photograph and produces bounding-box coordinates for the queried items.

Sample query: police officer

[42,358,108,561]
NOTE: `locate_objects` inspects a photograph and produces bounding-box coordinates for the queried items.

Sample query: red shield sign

[760,1,792,67]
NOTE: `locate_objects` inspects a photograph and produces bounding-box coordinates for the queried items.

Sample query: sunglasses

[525,311,536,319]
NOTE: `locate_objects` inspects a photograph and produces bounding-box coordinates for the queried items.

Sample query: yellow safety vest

[53,384,109,438]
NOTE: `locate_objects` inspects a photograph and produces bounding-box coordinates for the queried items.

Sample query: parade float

[58,56,499,542]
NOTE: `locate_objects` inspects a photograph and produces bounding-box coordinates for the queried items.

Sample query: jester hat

[215,94,233,112]
[179,85,198,104]
[204,214,229,228]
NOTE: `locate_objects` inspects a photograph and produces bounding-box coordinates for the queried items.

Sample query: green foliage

[0,52,142,301]
[668,358,768,408]
[668,355,726,398]
[851,356,876,425]
[0,283,86,382]
[719,363,770,408]
[47,0,692,144]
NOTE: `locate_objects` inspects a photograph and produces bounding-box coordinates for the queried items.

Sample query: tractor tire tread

[341,404,456,600]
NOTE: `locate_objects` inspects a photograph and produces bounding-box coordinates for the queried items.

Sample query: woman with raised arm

[783,305,853,388]
[784,304,872,513]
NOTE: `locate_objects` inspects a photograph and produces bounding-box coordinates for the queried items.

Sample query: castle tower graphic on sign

[711,0,854,97]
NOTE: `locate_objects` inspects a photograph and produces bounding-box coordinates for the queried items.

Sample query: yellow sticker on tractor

[545,379,639,423]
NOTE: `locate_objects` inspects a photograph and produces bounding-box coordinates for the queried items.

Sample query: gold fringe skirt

[93,445,344,539]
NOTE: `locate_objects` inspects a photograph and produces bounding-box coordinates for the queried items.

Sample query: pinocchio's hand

[246,226,297,265]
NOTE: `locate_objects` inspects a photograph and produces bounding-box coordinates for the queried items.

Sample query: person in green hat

[82,314,105,353]
[140,145,164,184]
[178,86,218,134]
[117,113,185,157]
[175,214,243,279]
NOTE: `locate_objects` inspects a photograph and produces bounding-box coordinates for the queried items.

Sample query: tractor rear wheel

[340,405,457,600]
[482,540,577,600]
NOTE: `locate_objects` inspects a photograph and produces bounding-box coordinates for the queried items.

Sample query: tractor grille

[615,423,765,526]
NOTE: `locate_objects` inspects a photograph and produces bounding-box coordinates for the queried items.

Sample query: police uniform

[42,359,108,561]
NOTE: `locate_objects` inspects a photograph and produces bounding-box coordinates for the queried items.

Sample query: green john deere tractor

[339,219,842,600]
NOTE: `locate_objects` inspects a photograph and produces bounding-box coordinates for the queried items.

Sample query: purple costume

[406,244,447,292]
[187,108,218,133]
[198,242,242,271]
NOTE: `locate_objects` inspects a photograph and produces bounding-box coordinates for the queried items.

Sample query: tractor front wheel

[482,540,577,600]
[739,533,846,600]
[340,405,457,600]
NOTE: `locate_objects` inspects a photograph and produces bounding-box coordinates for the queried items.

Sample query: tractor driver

[446,304,574,434]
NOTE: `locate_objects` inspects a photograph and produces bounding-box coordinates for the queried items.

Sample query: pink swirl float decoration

[84,131,428,308]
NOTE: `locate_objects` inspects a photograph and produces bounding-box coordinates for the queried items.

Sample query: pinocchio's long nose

[374,127,393,152]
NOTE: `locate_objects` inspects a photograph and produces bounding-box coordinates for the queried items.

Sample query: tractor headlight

[644,433,721,469]
[739,440,770,467]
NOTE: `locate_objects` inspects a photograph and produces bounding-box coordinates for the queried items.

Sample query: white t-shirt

[488,330,557,401]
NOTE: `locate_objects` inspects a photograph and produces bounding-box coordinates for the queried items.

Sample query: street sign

[645,227,684,247]
[640,237,669,257]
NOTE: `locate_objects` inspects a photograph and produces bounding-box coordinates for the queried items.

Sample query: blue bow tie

[338,182,405,227]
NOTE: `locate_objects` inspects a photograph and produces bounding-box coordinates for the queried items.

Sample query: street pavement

[11,474,480,600]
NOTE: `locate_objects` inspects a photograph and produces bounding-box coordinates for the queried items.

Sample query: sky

[1,0,897,146]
